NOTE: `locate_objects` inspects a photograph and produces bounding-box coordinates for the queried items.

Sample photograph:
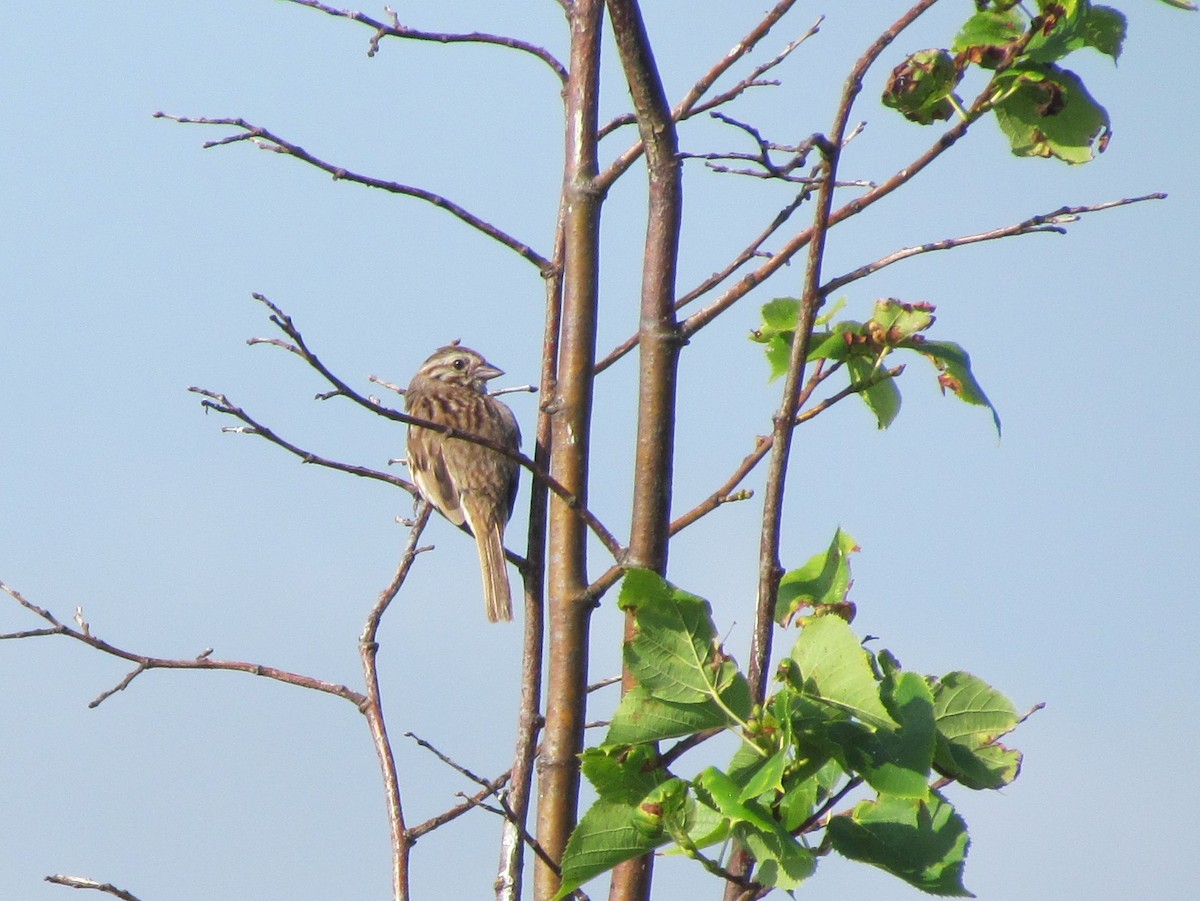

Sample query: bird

[404,344,522,622]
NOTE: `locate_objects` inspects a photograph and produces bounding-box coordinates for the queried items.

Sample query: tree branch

[153,113,552,272]
[0,581,370,709]
[279,0,568,81]
[728,3,944,895]
[596,0,808,190]
[45,875,144,901]
[537,2,606,897]
[820,193,1168,296]
[359,505,433,901]
[604,3,686,897]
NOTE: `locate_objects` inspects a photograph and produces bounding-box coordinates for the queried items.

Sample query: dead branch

[45,875,143,901]
[0,581,369,709]
[153,113,552,272]
[279,0,568,81]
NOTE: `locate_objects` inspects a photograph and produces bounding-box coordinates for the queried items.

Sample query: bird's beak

[477,363,504,381]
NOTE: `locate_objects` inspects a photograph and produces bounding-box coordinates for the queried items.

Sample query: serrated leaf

[835,671,936,798]
[992,63,1111,164]
[696,767,779,832]
[606,683,748,745]
[618,570,751,715]
[629,777,688,839]
[912,339,1001,435]
[739,823,815,890]
[556,798,663,899]
[931,671,1024,790]
[828,792,974,897]
[580,745,665,803]
[869,298,936,343]
[777,528,859,625]
[756,297,801,339]
[1026,0,1089,64]
[789,615,896,729]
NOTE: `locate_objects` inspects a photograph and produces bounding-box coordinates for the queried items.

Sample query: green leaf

[882,49,963,124]
[953,10,1025,68]
[992,63,1111,164]
[696,767,779,832]
[606,683,748,745]
[828,792,974,897]
[556,798,664,899]
[806,324,856,364]
[618,570,750,714]
[789,615,896,729]
[1083,6,1126,60]
[848,355,902,429]
[755,299,859,379]
[629,778,689,839]
[868,298,936,344]
[756,297,801,340]
[739,824,816,890]
[1026,0,1090,64]
[931,671,1024,790]
[776,528,859,625]
[580,745,665,803]
[836,671,936,798]
[913,340,1001,436]
[1156,0,1197,10]
[738,747,790,802]
[696,768,815,890]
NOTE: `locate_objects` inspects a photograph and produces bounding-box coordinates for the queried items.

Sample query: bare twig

[359,506,433,901]
[188,386,414,492]
[820,193,1167,296]
[278,0,568,81]
[153,113,552,272]
[408,769,513,841]
[405,730,494,790]
[595,189,812,373]
[45,875,143,901]
[597,1,811,189]
[0,581,369,709]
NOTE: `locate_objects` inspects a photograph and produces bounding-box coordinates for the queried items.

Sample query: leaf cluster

[753,297,1001,434]
[558,546,1027,898]
[881,0,1179,162]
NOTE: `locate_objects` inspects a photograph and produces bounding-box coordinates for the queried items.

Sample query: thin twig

[359,506,434,901]
[0,581,369,709]
[597,2,812,189]
[154,113,552,272]
[278,0,568,81]
[45,875,143,901]
[596,189,811,374]
[408,769,513,841]
[820,193,1167,296]
[405,731,494,790]
[189,386,414,492]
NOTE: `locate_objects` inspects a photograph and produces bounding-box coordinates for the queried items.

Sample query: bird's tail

[475,516,513,623]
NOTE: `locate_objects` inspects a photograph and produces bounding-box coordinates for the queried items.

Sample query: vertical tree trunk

[536,2,605,899]
[605,3,683,899]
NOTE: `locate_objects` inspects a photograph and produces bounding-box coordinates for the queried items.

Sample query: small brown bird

[405,344,521,622]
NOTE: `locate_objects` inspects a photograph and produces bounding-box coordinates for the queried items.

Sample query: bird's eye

[452,357,467,371]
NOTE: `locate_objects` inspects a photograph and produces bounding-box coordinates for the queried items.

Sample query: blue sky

[2,2,1197,899]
